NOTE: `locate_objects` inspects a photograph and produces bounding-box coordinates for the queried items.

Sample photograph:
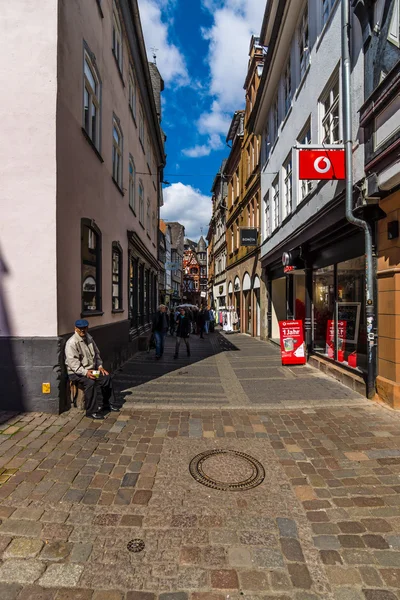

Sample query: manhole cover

[189,449,265,491]
[127,539,145,553]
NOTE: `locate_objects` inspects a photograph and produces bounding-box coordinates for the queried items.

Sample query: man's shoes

[110,406,120,412]
[89,413,104,420]
[155,356,161,360]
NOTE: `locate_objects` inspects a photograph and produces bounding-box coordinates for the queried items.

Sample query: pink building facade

[0,0,165,412]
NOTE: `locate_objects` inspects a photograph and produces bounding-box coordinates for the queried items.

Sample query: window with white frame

[235,168,240,197]
[272,176,280,230]
[272,95,279,141]
[322,0,336,27]
[112,0,123,71]
[146,199,150,233]
[388,0,400,46]
[264,192,271,238]
[299,5,310,79]
[139,181,144,224]
[283,154,293,219]
[321,75,340,143]
[264,122,271,163]
[230,227,234,252]
[129,156,135,211]
[83,51,101,150]
[139,106,145,146]
[112,118,123,186]
[298,121,312,201]
[284,57,292,115]
[129,66,136,117]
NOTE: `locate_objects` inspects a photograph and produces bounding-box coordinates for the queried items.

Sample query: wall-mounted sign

[279,320,306,366]
[299,149,345,180]
[240,228,258,246]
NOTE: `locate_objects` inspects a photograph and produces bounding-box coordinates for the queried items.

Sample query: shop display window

[313,266,335,355]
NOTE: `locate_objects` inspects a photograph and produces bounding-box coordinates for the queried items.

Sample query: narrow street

[1,332,400,600]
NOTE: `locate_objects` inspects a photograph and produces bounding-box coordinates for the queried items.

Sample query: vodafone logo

[314,156,332,174]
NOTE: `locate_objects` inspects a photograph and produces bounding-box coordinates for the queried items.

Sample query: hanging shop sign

[299,149,345,180]
[282,250,304,273]
[240,228,258,246]
[279,320,306,365]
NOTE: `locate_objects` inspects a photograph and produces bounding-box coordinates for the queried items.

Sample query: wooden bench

[67,379,85,410]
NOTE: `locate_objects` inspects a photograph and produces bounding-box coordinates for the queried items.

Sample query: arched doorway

[228,280,233,308]
[253,275,261,337]
[243,273,251,334]
[234,276,241,331]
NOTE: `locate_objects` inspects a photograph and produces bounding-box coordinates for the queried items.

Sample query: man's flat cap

[75,319,89,328]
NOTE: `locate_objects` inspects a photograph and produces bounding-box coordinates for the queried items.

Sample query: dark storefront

[266,219,370,379]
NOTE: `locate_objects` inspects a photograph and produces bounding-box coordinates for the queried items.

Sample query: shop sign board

[326,320,347,356]
[299,149,345,180]
[279,320,306,365]
[240,228,258,246]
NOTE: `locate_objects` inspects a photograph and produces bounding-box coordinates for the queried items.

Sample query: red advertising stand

[279,320,306,366]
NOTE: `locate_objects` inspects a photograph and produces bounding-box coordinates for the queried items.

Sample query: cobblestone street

[1,332,400,600]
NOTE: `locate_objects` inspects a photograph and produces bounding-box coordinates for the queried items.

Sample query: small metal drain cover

[189,449,265,491]
[127,539,145,553]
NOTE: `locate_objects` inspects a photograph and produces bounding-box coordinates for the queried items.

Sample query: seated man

[65,319,120,420]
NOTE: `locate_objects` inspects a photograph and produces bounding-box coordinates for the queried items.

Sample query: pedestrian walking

[209,307,215,332]
[65,319,120,420]
[152,304,169,359]
[169,308,175,336]
[174,308,191,359]
[197,306,206,339]
[204,306,211,334]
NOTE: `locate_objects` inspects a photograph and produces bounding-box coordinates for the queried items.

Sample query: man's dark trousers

[69,374,115,416]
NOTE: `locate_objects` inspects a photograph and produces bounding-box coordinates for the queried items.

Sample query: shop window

[83,49,101,150]
[112,0,123,72]
[81,219,102,314]
[112,118,123,187]
[321,74,340,144]
[313,266,335,355]
[299,5,310,79]
[112,242,123,310]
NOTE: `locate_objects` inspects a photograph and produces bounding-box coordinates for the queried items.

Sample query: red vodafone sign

[279,320,306,366]
[299,149,345,180]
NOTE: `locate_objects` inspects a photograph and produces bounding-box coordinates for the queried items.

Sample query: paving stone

[325,567,362,585]
[17,586,57,599]
[39,564,84,588]
[211,569,239,589]
[239,569,270,591]
[361,519,392,533]
[313,535,340,550]
[359,566,383,586]
[252,547,285,568]
[0,582,22,600]
[191,594,225,600]
[180,547,201,565]
[333,588,364,600]
[277,517,298,538]
[362,591,398,600]
[374,550,400,567]
[55,589,94,600]
[320,550,343,565]
[40,541,73,561]
[338,521,366,534]
[362,535,390,549]
[120,515,143,527]
[0,559,46,584]
[270,570,292,590]
[0,519,42,538]
[338,535,366,548]
[227,546,252,567]
[287,563,312,589]
[11,507,44,521]
[126,593,155,600]
[93,592,123,600]
[121,473,139,488]
[159,594,188,600]
[4,538,44,558]
[379,568,400,587]
[280,537,305,562]
[69,543,93,563]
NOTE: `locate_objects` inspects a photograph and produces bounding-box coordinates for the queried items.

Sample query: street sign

[240,228,258,246]
[299,149,345,180]
[279,320,306,365]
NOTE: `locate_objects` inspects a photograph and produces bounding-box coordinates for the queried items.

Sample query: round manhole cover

[189,449,265,491]
[127,539,145,553]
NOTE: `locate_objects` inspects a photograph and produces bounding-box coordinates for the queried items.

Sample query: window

[388,0,400,47]
[112,243,123,310]
[139,106,145,146]
[81,219,102,314]
[129,66,136,118]
[152,212,156,242]
[112,0,123,71]
[139,181,144,224]
[298,121,312,201]
[83,51,101,150]
[322,0,336,27]
[236,219,240,248]
[235,168,240,197]
[112,118,123,186]
[299,6,310,79]
[264,123,271,163]
[272,95,279,141]
[272,176,280,230]
[230,227,234,252]
[321,75,340,143]
[283,154,293,218]
[129,156,135,211]
[146,199,150,234]
[284,58,292,115]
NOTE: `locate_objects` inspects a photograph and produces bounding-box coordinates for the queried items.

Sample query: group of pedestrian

[151,304,216,360]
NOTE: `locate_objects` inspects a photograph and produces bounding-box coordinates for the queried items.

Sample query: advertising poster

[279,320,306,366]
[325,320,347,354]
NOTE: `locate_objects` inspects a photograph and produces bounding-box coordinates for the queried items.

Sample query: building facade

[183,237,208,305]
[168,222,185,306]
[208,161,228,310]
[159,219,172,305]
[225,36,264,337]
[249,0,371,395]
[357,0,400,407]
[0,0,165,412]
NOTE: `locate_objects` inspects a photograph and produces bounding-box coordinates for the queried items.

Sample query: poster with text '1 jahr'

[279,320,306,366]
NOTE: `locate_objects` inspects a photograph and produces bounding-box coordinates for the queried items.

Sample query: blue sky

[138,0,265,241]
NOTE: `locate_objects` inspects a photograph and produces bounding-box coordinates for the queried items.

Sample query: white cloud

[198,0,265,136]
[161,183,212,240]
[138,0,189,86]
[182,133,224,158]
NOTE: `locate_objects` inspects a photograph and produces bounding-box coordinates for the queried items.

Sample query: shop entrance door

[245,291,252,335]
[235,292,241,331]
[255,289,261,336]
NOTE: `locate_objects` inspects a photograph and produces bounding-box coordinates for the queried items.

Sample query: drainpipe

[342,0,376,399]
